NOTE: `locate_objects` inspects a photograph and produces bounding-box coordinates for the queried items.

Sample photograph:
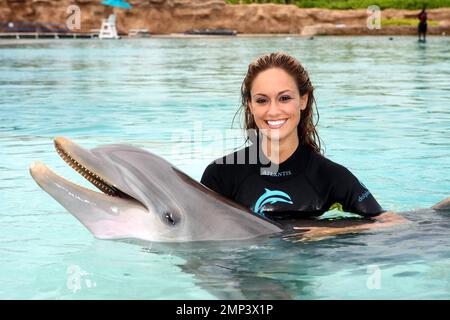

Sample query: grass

[226,0,450,9]
[381,18,439,26]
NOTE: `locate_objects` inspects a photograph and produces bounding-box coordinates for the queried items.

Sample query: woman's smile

[265,118,288,129]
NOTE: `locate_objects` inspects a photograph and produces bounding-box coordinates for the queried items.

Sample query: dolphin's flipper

[431,197,450,210]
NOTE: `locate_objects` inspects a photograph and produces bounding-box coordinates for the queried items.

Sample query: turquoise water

[0,36,449,299]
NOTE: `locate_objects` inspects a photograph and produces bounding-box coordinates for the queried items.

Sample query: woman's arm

[284,211,409,242]
[320,158,385,218]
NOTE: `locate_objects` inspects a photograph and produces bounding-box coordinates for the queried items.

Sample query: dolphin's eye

[164,212,177,226]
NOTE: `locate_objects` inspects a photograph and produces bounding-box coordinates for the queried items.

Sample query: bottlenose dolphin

[29,137,282,242]
[432,197,450,210]
[29,137,449,243]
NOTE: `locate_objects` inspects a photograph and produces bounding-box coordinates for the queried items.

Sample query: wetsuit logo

[260,169,292,177]
[253,188,293,216]
[359,180,368,189]
[358,180,371,202]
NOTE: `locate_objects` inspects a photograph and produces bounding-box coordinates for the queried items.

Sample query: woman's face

[249,67,308,143]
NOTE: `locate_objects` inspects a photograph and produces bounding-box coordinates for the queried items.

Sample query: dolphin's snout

[54,136,74,153]
[29,161,37,170]
[54,136,71,146]
[29,160,55,191]
[29,160,47,176]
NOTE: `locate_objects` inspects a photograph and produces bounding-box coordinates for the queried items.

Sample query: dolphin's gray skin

[29,137,282,242]
[29,137,449,243]
[432,197,450,210]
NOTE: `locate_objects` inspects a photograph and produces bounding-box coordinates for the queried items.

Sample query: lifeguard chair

[98,0,132,39]
[99,14,120,39]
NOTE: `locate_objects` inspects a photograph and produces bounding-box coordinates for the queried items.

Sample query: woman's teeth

[266,119,287,129]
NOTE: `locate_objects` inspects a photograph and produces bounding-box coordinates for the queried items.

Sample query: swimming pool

[0,36,449,299]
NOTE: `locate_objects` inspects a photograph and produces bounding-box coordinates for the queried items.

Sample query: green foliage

[226,0,293,4]
[382,18,439,26]
[226,0,450,9]
[227,0,294,4]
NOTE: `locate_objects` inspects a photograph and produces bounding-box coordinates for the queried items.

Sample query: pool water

[0,36,449,299]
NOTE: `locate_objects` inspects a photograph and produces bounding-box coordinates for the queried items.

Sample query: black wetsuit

[201,142,385,220]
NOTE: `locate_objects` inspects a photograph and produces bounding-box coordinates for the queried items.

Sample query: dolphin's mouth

[53,138,136,202]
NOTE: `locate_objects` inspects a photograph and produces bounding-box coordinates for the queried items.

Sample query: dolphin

[29,137,282,242]
[29,137,449,243]
[431,197,450,210]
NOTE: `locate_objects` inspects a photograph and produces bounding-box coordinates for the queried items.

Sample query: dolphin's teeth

[56,144,122,198]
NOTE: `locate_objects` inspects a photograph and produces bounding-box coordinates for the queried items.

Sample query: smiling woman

[201,52,401,229]
[240,52,319,163]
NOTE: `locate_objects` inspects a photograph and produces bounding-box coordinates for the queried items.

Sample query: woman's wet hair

[233,52,322,154]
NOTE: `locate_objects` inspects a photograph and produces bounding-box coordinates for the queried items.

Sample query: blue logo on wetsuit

[358,180,371,202]
[253,188,293,216]
[359,180,367,189]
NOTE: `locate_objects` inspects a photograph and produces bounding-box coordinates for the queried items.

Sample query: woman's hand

[371,211,409,226]
[283,211,409,242]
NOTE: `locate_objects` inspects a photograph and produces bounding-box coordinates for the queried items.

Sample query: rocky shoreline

[0,0,449,36]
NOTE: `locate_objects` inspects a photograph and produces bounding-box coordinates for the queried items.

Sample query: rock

[0,1,449,35]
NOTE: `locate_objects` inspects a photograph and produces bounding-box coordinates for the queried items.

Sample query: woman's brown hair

[233,52,322,154]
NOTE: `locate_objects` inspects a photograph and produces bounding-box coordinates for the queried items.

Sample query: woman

[201,52,405,239]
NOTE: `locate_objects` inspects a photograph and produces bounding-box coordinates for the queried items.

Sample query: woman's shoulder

[201,145,256,197]
[204,145,254,170]
[307,148,354,180]
[304,148,365,199]
[202,145,257,181]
